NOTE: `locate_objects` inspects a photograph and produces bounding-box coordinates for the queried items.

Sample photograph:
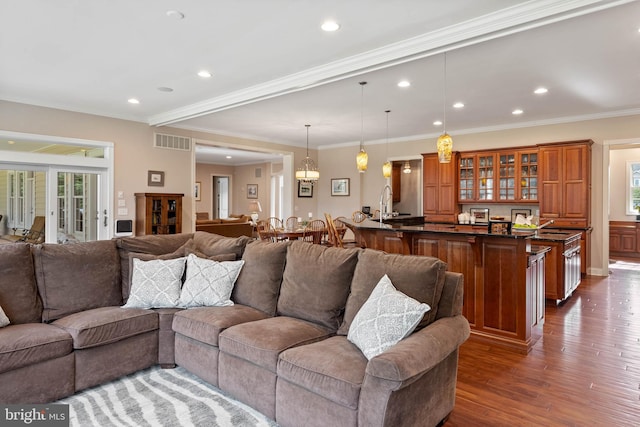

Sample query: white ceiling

[2,1,639,165]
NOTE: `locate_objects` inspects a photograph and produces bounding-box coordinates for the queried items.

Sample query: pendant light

[403,161,412,174]
[356,81,368,173]
[382,110,392,178]
[437,52,453,163]
[295,124,319,183]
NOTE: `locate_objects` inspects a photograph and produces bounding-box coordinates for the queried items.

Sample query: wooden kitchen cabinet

[609,221,638,256]
[458,153,496,202]
[135,193,183,236]
[458,148,536,203]
[539,140,592,227]
[392,163,401,203]
[423,152,459,223]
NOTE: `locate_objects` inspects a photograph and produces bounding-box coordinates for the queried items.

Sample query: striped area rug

[56,366,278,427]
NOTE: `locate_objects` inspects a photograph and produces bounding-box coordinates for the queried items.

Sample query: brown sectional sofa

[0,231,470,427]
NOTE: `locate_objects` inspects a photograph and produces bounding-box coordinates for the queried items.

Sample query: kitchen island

[342,219,578,353]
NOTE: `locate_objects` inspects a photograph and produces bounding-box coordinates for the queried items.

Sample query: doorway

[212,176,229,219]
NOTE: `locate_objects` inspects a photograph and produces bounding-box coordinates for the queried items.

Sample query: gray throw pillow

[179,254,244,308]
[123,257,186,309]
[0,305,9,328]
[347,274,431,360]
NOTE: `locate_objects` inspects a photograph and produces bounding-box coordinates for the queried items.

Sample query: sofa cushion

[338,250,447,336]
[219,316,332,371]
[123,257,186,309]
[347,275,431,360]
[0,306,8,328]
[179,255,244,308]
[278,336,367,410]
[193,231,250,259]
[172,305,269,346]
[116,233,194,300]
[0,243,42,324]
[126,246,236,299]
[277,241,360,331]
[33,240,122,322]
[0,323,73,374]
[52,306,158,349]
[233,240,290,316]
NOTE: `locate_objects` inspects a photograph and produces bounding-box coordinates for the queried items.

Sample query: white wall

[609,147,640,221]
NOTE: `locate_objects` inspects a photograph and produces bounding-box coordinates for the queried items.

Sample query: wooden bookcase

[135,193,183,236]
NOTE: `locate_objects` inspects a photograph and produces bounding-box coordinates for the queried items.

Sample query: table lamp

[248,201,262,223]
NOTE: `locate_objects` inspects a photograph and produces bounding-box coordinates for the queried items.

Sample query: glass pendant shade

[437,132,453,163]
[437,52,453,164]
[297,125,319,182]
[356,149,368,173]
[403,161,412,174]
[382,161,392,178]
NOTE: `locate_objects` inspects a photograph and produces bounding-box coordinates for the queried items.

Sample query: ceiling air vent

[153,133,191,151]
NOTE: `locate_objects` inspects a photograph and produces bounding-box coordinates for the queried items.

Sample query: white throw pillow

[123,257,186,309]
[0,305,9,328]
[179,254,244,308]
[348,274,431,360]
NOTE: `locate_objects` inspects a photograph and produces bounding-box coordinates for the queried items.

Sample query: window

[627,161,640,215]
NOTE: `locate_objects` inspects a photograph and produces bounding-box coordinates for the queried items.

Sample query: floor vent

[154,133,191,151]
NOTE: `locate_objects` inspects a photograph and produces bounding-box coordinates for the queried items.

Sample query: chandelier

[295,124,319,183]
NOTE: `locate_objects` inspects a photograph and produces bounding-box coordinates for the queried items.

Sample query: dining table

[273,227,325,243]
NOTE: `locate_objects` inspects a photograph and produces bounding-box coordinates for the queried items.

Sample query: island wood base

[345,221,546,354]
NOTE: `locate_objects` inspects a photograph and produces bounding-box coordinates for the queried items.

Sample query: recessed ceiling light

[225,155,232,159]
[157,87,174,92]
[397,80,411,88]
[512,109,524,115]
[321,21,340,32]
[166,10,185,20]
[433,120,443,126]
[453,102,464,109]
[198,70,212,78]
[534,87,548,94]
[127,98,140,104]
[8,140,15,144]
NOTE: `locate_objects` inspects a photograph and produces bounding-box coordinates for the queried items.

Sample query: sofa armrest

[365,315,470,389]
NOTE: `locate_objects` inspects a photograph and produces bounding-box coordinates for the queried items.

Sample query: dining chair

[257,222,277,242]
[284,216,299,230]
[335,216,357,247]
[324,213,343,248]
[352,210,367,223]
[266,217,283,230]
[302,219,325,244]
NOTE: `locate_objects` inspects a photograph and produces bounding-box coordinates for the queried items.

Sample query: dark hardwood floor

[446,259,640,426]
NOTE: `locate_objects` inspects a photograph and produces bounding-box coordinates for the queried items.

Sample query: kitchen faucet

[379,184,393,225]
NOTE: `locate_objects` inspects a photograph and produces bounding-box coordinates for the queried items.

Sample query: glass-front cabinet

[498,153,516,201]
[477,154,495,201]
[458,148,538,203]
[459,156,474,201]
[518,150,538,201]
[135,193,183,235]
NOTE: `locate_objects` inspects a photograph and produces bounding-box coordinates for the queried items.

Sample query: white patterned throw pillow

[0,305,9,328]
[179,254,244,308]
[123,257,186,309]
[348,274,431,360]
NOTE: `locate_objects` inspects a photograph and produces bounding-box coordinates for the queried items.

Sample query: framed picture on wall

[331,178,350,196]
[148,170,164,187]
[298,181,313,198]
[247,184,258,199]
[195,182,201,201]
